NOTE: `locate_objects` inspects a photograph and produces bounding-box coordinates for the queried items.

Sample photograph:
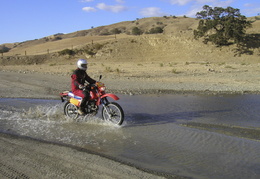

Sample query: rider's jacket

[71,68,96,97]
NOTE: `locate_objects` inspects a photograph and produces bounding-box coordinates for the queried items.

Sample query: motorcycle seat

[68,92,82,100]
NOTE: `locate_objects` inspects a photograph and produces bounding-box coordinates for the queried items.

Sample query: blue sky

[1,0,259,44]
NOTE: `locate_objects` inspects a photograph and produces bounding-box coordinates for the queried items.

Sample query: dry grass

[1,16,259,70]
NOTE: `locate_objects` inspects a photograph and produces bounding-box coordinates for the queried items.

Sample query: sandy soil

[1,16,259,179]
[0,59,260,179]
[1,59,260,98]
[0,133,168,179]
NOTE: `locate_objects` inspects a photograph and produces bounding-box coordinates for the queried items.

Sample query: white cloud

[185,7,203,17]
[80,0,94,2]
[212,0,233,7]
[96,3,128,13]
[140,7,167,17]
[196,0,215,4]
[244,3,253,7]
[82,7,97,12]
[115,0,125,3]
[168,0,232,6]
[242,2,260,16]
[168,0,193,5]
[243,7,260,16]
[182,0,234,17]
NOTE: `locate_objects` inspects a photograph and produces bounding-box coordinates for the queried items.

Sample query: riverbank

[0,132,169,179]
[1,59,260,99]
[0,60,260,178]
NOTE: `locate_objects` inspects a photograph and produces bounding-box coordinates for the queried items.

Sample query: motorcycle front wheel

[64,102,79,120]
[102,102,124,125]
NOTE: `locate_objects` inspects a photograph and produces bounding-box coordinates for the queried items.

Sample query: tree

[111,28,121,39]
[110,28,121,35]
[0,45,10,53]
[147,27,164,34]
[132,27,143,35]
[194,5,252,46]
[58,49,75,56]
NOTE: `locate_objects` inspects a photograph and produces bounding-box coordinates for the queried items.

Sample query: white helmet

[77,59,88,70]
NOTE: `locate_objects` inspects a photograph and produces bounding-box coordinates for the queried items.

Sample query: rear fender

[60,91,69,102]
[60,91,69,97]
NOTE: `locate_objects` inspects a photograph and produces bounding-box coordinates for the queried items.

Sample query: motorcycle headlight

[100,86,106,91]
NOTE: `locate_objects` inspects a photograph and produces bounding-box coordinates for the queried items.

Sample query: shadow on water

[126,109,231,127]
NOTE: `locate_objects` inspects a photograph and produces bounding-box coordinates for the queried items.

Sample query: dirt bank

[0,59,259,178]
[1,59,260,99]
[0,133,170,179]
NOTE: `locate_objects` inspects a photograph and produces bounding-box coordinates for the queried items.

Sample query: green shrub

[58,49,75,56]
[147,27,163,34]
[110,28,121,35]
[171,69,179,74]
[93,43,104,50]
[132,27,143,35]
[0,45,10,53]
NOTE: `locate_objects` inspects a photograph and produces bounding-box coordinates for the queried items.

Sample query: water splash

[20,104,66,121]
[18,103,123,128]
[1,96,260,179]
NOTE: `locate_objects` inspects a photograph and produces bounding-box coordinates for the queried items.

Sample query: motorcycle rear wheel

[102,102,124,125]
[64,102,79,120]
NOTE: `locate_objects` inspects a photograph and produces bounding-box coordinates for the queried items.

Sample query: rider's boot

[78,97,88,115]
[78,107,85,115]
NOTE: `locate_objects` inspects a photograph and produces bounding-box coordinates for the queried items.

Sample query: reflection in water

[0,94,260,179]
[126,109,232,127]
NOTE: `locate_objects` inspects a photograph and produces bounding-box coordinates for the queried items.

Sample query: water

[0,94,260,179]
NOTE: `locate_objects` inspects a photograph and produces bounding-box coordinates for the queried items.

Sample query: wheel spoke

[64,102,79,120]
[102,102,124,125]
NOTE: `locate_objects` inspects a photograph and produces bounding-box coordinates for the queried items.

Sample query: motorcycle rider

[71,59,96,115]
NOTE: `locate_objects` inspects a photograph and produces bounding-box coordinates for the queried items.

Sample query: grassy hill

[1,16,260,65]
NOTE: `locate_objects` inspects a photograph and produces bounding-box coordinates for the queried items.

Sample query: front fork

[101,97,112,119]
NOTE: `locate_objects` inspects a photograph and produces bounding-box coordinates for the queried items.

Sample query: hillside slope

[1,16,259,64]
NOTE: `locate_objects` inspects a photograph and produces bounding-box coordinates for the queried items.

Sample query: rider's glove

[78,85,84,89]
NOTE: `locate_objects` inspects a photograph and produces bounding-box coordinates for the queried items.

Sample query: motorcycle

[60,75,124,125]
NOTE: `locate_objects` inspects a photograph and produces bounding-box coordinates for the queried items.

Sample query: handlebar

[83,82,98,91]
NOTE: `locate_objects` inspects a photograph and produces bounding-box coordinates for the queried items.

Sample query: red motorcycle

[60,75,124,125]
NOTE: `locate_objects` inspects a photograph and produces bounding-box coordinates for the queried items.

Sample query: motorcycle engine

[86,101,98,113]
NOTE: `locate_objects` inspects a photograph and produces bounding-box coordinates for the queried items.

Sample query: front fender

[101,93,119,101]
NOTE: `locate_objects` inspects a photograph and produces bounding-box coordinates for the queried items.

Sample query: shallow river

[0,94,260,179]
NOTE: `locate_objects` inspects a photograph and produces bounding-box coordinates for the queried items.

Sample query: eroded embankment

[182,122,260,141]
